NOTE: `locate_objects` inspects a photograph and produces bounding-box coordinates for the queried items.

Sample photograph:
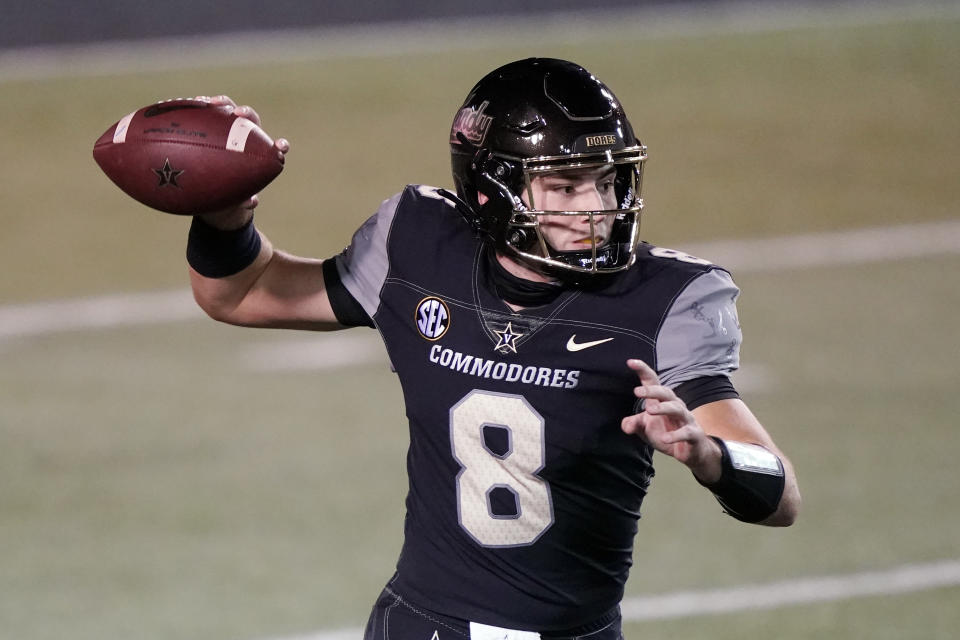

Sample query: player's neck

[491,252,564,311]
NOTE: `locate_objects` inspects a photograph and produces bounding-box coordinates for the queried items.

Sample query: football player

[186,59,800,639]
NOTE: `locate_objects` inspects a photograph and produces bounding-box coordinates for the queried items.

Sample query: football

[93,98,284,215]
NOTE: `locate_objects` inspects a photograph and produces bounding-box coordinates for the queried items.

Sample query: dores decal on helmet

[450,58,647,275]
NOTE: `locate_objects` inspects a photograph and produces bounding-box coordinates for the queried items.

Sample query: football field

[1,3,959,639]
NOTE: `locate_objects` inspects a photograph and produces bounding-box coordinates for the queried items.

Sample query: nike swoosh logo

[566,335,614,352]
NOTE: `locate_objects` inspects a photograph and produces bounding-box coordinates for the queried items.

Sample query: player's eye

[547,183,576,195]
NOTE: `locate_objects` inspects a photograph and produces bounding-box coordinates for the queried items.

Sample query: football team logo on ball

[92,98,284,215]
[153,158,184,188]
[415,297,450,341]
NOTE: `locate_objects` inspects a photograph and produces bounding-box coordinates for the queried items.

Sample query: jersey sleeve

[674,375,740,411]
[331,191,403,323]
[322,259,373,328]
[656,268,742,388]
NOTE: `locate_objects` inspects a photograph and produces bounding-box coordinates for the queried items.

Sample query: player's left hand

[621,359,722,483]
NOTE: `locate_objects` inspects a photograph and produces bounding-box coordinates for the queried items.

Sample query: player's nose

[573,187,605,215]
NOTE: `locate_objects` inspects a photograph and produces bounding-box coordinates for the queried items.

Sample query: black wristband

[186,215,262,278]
[699,436,785,523]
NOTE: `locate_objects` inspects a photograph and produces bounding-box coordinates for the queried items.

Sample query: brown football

[93,98,284,215]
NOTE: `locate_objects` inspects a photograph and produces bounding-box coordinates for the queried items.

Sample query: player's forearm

[189,228,276,326]
[187,215,343,329]
[690,400,800,526]
[186,204,277,325]
[758,454,801,527]
[699,438,800,527]
[686,433,724,485]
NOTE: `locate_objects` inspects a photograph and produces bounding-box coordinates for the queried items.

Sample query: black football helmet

[450,58,647,275]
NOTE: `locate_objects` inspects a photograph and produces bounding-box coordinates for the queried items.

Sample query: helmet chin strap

[436,188,485,232]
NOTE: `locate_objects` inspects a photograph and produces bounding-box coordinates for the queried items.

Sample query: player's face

[525,166,618,253]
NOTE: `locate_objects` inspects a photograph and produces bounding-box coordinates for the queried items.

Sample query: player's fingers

[644,398,686,416]
[623,413,678,454]
[197,194,258,226]
[621,413,646,436]
[275,138,290,155]
[199,94,237,107]
[200,96,260,124]
[230,194,259,212]
[233,104,261,126]
[627,358,661,386]
[658,423,701,445]
[633,383,676,401]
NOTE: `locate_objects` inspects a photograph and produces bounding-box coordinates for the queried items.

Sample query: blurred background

[1,1,958,639]
[0,0,849,47]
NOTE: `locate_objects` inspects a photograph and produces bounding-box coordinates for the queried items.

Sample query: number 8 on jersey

[450,390,555,547]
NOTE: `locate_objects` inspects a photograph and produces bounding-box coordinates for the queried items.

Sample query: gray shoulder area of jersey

[335,190,404,319]
[656,268,742,388]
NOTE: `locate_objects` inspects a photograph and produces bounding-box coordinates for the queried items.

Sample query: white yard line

[682,219,960,273]
[0,288,199,340]
[620,558,960,620]
[1,1,957,83]
[1,220,958,343]
[258,559,960,640]
[239,332,387,372]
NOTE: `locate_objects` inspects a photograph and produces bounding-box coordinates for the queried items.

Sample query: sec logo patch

[415,297,450,340]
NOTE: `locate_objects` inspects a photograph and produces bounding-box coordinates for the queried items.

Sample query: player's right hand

[195,95,290,229]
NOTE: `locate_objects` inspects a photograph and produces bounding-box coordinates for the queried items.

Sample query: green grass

[1,323,408,638]
[1,8,958,640]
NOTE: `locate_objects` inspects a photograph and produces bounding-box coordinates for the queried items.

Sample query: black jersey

[330,185,742,630]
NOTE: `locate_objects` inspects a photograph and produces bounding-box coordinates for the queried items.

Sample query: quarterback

[184,59,800,639]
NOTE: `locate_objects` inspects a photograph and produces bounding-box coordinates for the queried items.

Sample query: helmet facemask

[481,146,647,276]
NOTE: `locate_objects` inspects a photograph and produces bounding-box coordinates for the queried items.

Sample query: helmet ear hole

[474,155,524,212]
[473,151,518,191]
[507,227,532,248]
[484,157,514,183]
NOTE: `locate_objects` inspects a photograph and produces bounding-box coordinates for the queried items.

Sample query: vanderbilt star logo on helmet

[415,296,450,340]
